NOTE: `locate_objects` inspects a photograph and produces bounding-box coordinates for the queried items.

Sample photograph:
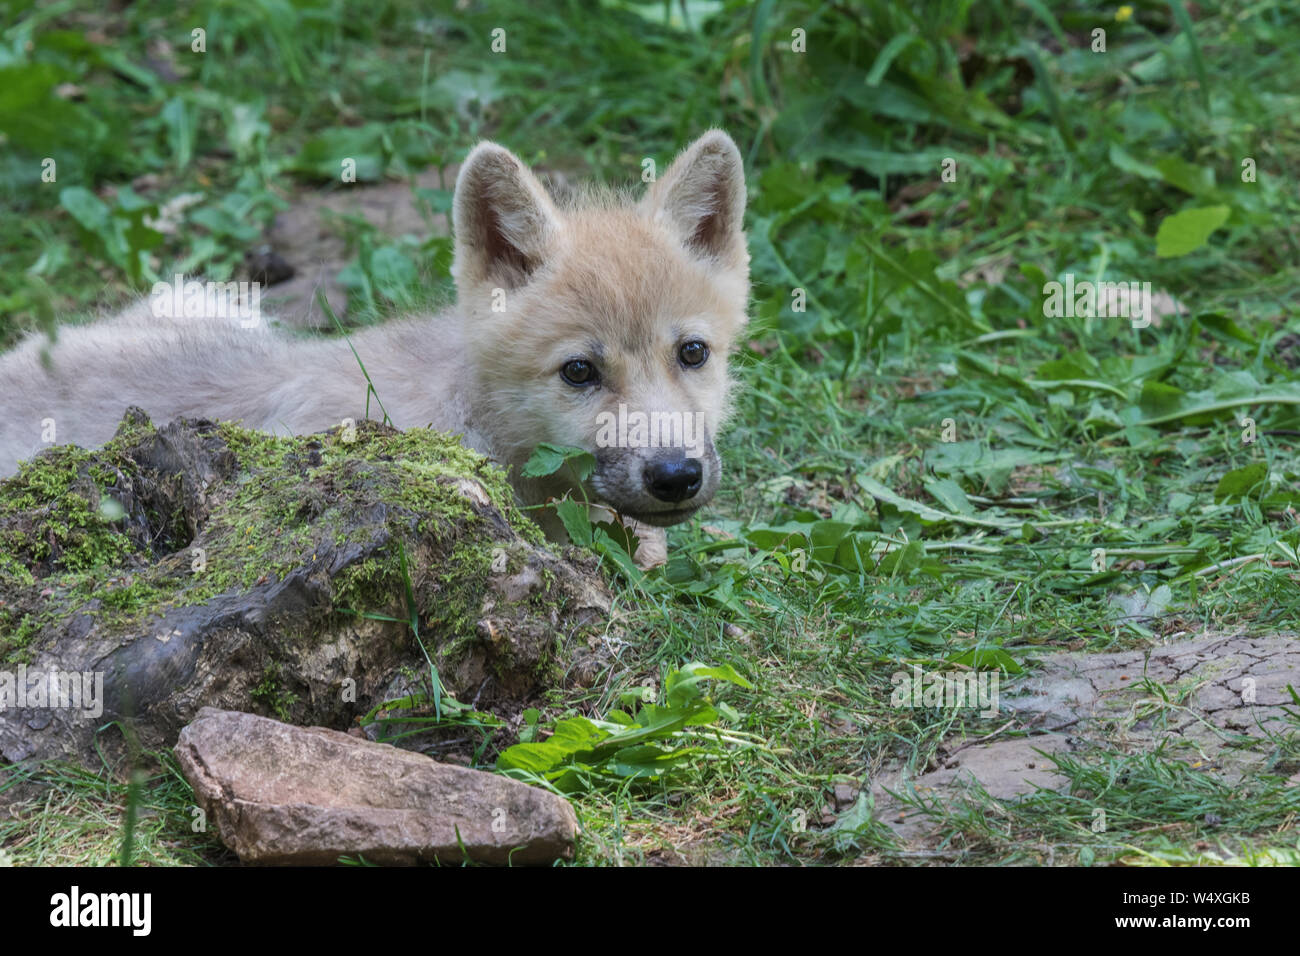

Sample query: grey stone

[176,707,578,865]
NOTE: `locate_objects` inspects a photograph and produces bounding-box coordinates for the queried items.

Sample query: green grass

[1,0,1298,865]
[0,755,230,866]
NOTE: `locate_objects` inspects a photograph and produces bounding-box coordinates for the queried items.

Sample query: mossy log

[0,409,611,799]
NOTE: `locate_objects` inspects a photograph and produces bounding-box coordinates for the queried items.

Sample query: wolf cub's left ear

[641,130,747,272]
[453,142,563,291]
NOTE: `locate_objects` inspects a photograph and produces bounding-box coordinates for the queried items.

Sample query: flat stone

[176,707,577,865]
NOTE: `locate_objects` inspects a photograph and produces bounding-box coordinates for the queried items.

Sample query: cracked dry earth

[869,632,1300,847]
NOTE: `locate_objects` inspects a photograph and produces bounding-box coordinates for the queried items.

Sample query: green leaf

[518,708,541,743]
[743,522,811,552]
[1213,462,1267,502]
[1198,313,1256,347]
[1154,156,1216,197]
[834,532,877,572]
[553,498,593,547]
[496,716,607,773]
[495,740,572,774]
[923,476,974,515]
[809,520,853,563]
[1155,205,1229,258]
[857,474,1023,530]
[1138,380,1186,417]
[876,539,924,577]
[366,245,419,304]
[1108,144,1162,181]
[678,662,755,691]
[160,96,194,170]
[548,716,607,751]
[592,516,640,562]
[521,442,596,481]
[1035,356,1098,381]
[829,792,881,853]
[864,34,919,86]
[0,64,98,156]
[59,186,111,236]
[494,661,753,793]
[947,647,1023,675]
[589,703,717,756]
[590,524,646,585]
[1135,386,1300,426]
[290,124,386,182]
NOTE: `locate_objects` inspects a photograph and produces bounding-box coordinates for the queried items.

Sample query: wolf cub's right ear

[452,142,563,290]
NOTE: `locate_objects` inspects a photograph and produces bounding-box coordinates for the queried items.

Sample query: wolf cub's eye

[561,359,599,387]
[679,340,709,368]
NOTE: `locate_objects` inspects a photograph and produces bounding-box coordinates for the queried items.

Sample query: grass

[1,0,1298,865]
[0,756,228,867]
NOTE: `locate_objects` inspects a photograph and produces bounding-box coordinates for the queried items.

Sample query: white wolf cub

[0,131,752,566]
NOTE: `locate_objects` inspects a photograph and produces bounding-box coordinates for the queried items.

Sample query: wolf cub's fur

[0,131,751,565]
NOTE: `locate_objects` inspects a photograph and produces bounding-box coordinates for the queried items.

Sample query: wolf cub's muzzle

[591,442,721,527]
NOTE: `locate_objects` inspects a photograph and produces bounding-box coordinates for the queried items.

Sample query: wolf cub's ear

[642,130,747,271]
[453,142,563,290]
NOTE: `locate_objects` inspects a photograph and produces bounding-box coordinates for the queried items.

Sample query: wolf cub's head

[451,131,749,527]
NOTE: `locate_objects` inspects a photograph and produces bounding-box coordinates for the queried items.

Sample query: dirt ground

[256,167,456,328]
[871,632,1300,846]
[255,163,582,327]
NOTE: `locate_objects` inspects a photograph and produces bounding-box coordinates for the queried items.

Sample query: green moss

[334,554,403,614]
[251,661,299,721]
[0,612,41,664]
[1,418,539,668]
[175,423,520,617]
[92,576,170,621]
[0,553,35,589]
[213,422,303,470]
[0,446,136,574]
[0,571,100,664]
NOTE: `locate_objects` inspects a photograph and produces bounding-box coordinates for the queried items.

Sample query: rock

[243,245,295,287]
[0,410,612,800]
[832,783,859,808]
[177,707,577,865]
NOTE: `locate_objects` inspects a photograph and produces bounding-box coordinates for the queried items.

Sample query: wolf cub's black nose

[644,458,703,503]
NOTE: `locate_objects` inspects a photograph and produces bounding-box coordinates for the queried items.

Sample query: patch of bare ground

[868,632,1300,848]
